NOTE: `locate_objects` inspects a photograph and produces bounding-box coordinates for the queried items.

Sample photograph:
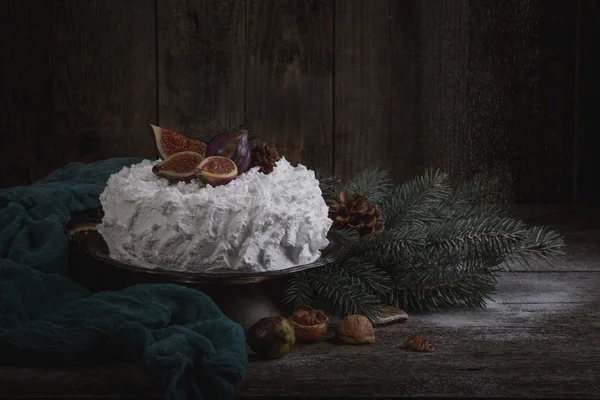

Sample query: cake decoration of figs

[197,156,238,186]
[205,130,252,174]
[150,124,206,159]
[151,152,237,187]
[152,151,204,183]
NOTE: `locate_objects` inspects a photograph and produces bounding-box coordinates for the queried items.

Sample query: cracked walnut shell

[288,305,329,342]
[336,315,375,344]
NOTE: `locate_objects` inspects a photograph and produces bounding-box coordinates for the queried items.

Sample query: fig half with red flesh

[197,156,238,187]
[150,124,206,159]
[152,151,204,182]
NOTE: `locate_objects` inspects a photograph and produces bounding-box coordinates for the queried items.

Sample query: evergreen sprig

[341,168,392,206]
[282,167,566,322]
[314,169,341,204]
[189,120,260,143]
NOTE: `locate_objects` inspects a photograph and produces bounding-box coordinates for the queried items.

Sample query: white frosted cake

[96,158,333,273]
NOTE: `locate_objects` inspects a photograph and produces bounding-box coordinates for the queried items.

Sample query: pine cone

[328,191,384,238]
[250,143,280,174]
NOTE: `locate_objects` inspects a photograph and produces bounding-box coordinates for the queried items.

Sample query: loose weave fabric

[0,158,247,400]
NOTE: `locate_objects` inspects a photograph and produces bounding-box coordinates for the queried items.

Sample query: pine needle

[383,169,451,227]
[188,120,259,143]
[342,168,392,206]
[315,170,341,204]
[282,272,314,307]
[307,267,383,322]
[331,256,392,296]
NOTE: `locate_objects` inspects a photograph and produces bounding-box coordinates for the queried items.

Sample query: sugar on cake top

[97,158,333,273]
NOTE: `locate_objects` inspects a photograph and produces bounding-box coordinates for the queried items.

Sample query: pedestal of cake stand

[200,282,285,331]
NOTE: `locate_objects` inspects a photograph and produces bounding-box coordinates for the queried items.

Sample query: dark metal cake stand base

[201,283,283,330]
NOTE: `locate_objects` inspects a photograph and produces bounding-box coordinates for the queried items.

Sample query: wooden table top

[1,206,599,398]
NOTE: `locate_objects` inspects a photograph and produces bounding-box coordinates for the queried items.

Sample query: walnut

[288,305,329,342]
[336,315,375,344]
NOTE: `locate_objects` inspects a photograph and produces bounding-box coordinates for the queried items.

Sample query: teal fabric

[0,158,248,400]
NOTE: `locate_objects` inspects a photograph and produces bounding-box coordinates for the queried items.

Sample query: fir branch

[284,166,565,317]
[455,171,505,205]
[503,225,565,270]
[188,120,258,143]
[390,259,501,311]
[335,228,362,242]
[349,224,427,268]
[382,169,451,228]
[331,256,392,296]
[342,168,392,206]
[438,202,509,221]
[282,272,314,307]
[315,169,341,204]
[306,267,382,322]
[425,216,530,259]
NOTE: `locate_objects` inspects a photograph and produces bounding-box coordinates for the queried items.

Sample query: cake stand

[66,208,347,331]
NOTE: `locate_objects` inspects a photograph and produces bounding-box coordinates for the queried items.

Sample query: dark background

[1,0,598,204]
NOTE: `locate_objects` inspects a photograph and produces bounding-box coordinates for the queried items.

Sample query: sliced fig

[205,130,251,174]
[152,151,204,182]
[150,124,206,159]
[197,156,238,187]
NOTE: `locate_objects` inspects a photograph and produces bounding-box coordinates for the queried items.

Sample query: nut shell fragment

[336,315,375,344]
[404,335,435,352]
[374,305,409,326]
[288,305,329,342]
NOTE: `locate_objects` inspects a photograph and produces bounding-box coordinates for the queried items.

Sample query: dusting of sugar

[418,0,548,203]
[97,158,332,273]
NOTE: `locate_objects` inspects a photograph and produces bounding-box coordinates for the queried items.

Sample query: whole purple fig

[205,130,252,174]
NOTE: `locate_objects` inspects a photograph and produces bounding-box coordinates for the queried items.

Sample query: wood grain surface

[0,1,596,198]
[246,0,334,173]
[51,0,157,166]
[0,206,599,398]
[389,0,424,184]
[577,0,600,204]
[506,0,576,204]
[333,0,392,180]
[0,0,56,187]
[157,0,246,135]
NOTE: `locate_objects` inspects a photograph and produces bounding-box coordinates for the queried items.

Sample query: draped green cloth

[0,158,247,400]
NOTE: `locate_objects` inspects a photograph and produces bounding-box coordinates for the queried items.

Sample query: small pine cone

[250,142,280,174]
[328,191,384,238]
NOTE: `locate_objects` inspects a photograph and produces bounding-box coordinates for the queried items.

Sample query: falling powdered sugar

[96,158,333,273]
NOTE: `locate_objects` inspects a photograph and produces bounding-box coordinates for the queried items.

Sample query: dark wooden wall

[1,0,598,204]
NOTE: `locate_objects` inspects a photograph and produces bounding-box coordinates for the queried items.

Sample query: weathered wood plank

[245,0,334,174]
[333,0,391,181]
[506,0,576,203]
[0,0,55,188]
[577,0,600,204]
[51,0,157,166]
[389,0,424,184]
[1,270,599,398]
[507,205,600,272]
[157,0,246,134]
[389,0,576,203]
[244,269,600,397]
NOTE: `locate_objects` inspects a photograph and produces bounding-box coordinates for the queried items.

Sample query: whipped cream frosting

[96,158,332,273]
